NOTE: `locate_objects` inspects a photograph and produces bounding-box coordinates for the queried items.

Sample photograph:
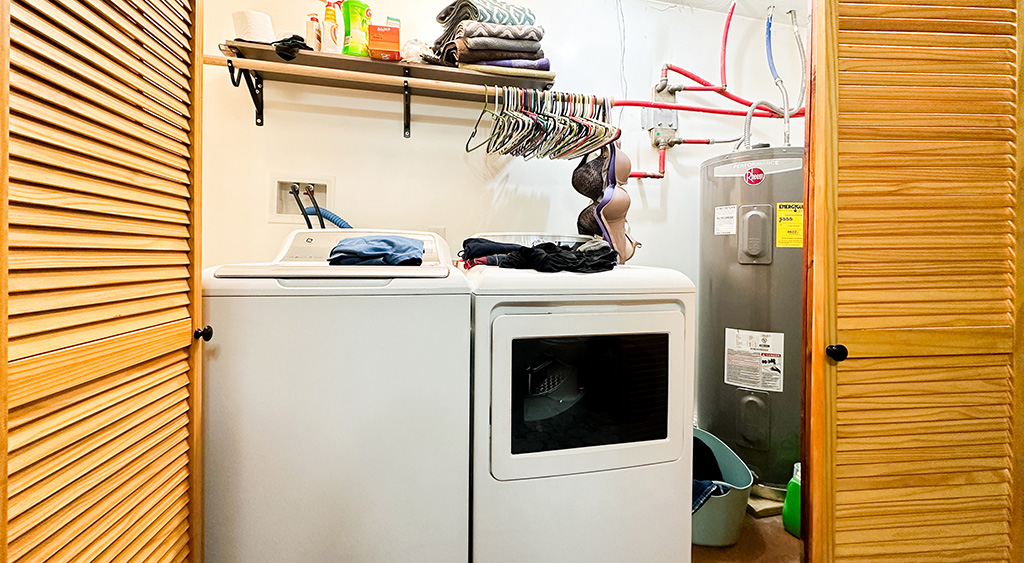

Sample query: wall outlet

[272,179,331,223]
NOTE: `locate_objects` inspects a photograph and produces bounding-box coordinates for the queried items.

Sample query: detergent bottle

[341,0,371,57]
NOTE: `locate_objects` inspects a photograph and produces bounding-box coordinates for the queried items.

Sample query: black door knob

[825,344,848,362]
[193,326,214,342]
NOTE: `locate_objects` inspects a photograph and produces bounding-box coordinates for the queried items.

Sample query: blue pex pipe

[305,207,353,229]
[766,11,780,81]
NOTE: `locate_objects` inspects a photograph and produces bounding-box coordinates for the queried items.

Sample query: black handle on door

[825,344,848,362]
[193,326,214,342]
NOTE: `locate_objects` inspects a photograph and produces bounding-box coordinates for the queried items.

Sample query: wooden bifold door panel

[1,0,203,561]
[808,0,1021,561]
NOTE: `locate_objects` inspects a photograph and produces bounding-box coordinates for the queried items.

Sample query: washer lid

[466,265,695,295]
[214,228,452,279]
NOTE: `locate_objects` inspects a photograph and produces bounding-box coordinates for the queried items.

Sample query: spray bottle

[321,1,341,53]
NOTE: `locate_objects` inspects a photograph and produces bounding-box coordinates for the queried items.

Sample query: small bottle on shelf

[306,13,322,52]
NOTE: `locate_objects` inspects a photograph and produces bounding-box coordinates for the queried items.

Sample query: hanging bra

[577,202,602,237]
[571,147,609,202]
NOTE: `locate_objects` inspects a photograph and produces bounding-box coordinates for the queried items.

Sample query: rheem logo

[744,167,766,185]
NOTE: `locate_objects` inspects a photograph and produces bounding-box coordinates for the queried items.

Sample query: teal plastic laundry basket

[692,427,754,547]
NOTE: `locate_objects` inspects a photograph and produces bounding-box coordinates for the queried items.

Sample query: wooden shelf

[220,41,554,103]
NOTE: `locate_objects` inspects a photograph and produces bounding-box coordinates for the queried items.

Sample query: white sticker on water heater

[714,205,737,235]
[724,328,784,392]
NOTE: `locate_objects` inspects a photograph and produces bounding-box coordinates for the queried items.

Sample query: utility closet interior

[0,0,1021,562]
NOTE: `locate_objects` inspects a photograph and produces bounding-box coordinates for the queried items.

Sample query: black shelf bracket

[403,67,411,138]
[228,59,265,126]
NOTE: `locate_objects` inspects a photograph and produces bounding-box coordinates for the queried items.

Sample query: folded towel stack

[431,0,554,81]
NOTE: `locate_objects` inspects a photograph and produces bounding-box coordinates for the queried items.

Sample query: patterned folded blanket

[455,21,544,41]
[436,0,535,25]
[433,0,536,53]
[442,38,545,64]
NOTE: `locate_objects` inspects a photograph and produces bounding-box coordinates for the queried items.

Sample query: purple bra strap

[593,99,616,245]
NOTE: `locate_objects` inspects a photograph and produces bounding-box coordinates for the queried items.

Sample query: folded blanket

[478,57,550,70]
[455,21,544,41]
[434,0,536,52]
[459,63,556,81]
[436,0,536,25]
[442,38,545,65]
[463,36,541,52]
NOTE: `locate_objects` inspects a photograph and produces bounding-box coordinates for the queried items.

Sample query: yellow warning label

[776,202,804,248]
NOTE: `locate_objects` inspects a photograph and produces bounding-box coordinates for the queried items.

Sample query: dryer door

[491,311,688,481]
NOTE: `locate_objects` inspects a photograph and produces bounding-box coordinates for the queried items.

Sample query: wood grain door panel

[1,0,202,560]
[808,0,1020,560]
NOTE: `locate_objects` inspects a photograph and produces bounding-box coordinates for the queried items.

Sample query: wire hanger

[465,88,499,153]
[476,87,620,161]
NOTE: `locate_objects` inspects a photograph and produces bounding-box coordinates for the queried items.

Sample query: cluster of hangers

[466,87,621,160]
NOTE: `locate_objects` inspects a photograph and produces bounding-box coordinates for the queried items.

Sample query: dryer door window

[491,311,688,481]
[510,333,669,455]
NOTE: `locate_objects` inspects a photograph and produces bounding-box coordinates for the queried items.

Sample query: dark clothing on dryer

[461,237,526,260]
[500,242,616,273]
[464,255,507,268]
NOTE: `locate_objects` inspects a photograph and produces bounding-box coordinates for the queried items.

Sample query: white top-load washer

[202,229,470,563]
[467,259,696,563]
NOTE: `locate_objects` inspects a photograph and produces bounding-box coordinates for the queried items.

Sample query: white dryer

[202,230,470,563]
[467,263,696,563]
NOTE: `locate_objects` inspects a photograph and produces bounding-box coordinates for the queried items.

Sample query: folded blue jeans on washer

[328,236,424,266]
[693,480,730,514]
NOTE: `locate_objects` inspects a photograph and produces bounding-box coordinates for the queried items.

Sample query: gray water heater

[696,146,804,489]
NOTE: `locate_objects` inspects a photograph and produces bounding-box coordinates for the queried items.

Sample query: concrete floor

[692,515,802,563]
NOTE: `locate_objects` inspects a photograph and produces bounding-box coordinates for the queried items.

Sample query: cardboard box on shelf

[368,22,400,61]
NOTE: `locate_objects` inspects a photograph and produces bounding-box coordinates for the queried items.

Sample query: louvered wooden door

[1,0,203,561]
[807,0,1021,560]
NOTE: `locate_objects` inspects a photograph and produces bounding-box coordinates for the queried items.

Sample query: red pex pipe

[661,65,806,117]
[657,2,805,118]
[664,64,776,113]
[721,2,735,88]
[630,148,667,179]
[613,99,775,118]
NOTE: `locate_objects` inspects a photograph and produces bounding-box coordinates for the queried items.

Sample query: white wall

[202,0,805,281]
